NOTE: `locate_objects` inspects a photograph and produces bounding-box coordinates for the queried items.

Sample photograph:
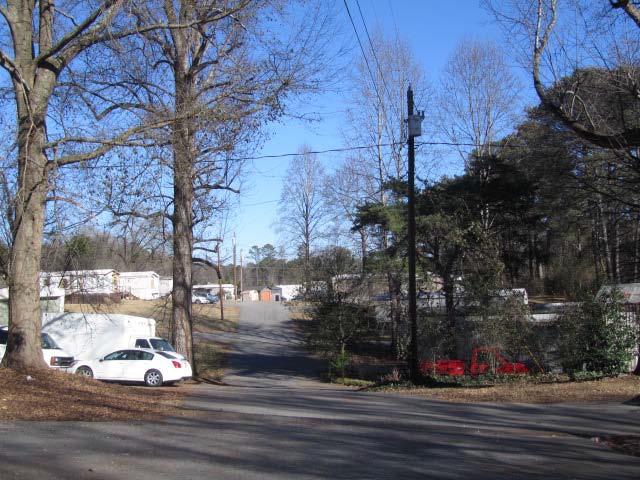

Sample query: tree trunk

[2,119,49,370]
[170,66,196,367]
[2,45,57,369]
[597,195,614,281]
[443,276,457,357]
[634,214,640,281]
[359,228,367,272]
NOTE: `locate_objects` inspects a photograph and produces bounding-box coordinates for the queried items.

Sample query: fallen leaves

[0,367,188,421]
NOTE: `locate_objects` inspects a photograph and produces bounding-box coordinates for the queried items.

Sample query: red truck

[420,346,530,376]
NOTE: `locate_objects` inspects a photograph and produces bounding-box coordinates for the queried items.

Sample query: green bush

[557,290,637,375]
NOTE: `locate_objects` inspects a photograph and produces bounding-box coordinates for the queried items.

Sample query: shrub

[557,290,637,375]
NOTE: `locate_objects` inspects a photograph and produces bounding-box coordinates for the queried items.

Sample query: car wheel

[144,369,163,387]
[76,366,93,378]
[194,299,201,304]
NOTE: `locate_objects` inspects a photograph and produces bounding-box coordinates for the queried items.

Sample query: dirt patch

[0,368,190,421]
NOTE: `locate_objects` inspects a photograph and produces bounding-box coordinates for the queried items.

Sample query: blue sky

[227,0,533,261]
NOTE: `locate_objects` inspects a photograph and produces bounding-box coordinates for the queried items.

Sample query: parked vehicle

[420,346,530,376]
[192,292,210,304]
[132,337,192,379]
[205,293,220,303]
[0,326,74,370]
[72,348,184,386]
[42,313,192,379]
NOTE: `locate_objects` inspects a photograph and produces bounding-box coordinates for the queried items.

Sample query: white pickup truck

[0,325,75,369]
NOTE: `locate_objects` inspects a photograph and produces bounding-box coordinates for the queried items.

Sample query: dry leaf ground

[0,368,190,422]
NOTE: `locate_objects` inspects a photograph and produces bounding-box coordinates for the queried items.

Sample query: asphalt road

[2,302,640,479]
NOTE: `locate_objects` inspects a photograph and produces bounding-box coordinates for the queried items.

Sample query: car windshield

[41,333,60,349]
[149,338,176,352]
[156,351,174,359]
[0,329,7,345]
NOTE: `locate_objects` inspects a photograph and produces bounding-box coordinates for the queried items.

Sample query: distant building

[241,290,259,302]
[276,284,303,301]
[259,288,272,302]
[119,271,160,300]
[194,283,235,299]
[597,283,640,304]
[41,269,118,294]
[271,287,283,301]
[159,277,173,297]
[0,286,65,326]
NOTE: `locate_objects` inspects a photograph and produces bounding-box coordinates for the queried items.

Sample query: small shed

[242,290,259,302]
[271,287,283,302]
[259,288,272,302]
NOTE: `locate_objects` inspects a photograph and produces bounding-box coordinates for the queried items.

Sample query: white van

[0,326,74,370]
[42,313,192,379]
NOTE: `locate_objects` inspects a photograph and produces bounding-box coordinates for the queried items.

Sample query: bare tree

[0,1,177,370]
[437,38,522,234]
[278,146,328,287]
[485,0,640,149]
[437,38,521,171]
[101,1,341,363]
[324,155,376,270]
[343,27,428,207]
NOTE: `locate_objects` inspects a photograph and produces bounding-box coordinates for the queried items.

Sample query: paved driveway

[1,301,640,479]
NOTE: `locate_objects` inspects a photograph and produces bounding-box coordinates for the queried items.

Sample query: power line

[342,0,384,108]
[2,139,536,173]
[355,0,395,111]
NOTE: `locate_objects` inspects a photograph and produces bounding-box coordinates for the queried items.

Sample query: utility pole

[240,250,244,301]
[217,244,224,322]
[407,85,424,383]
[233,233,237,300]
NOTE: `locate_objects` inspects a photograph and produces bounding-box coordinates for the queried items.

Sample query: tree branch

[192,257,221,279]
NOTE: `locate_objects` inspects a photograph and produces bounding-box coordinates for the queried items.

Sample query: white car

[71,348,185,386]
[0,326,74,370]
[192,293,210,304]
[132,337,193,379]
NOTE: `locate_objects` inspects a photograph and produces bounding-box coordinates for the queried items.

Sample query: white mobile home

[41,269,119,296]
[159,276,173,297]
[0,286,65,326]
[119,271,160,300]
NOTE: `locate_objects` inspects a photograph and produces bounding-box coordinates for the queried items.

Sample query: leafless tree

[343,27,429,207]
[485,0,640,149]
[324,155,376,270]
[101,1,342,363]
[278,146,328,287]
[0,1,182,370]
[436,38,522,234]
[437,38,522,171]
